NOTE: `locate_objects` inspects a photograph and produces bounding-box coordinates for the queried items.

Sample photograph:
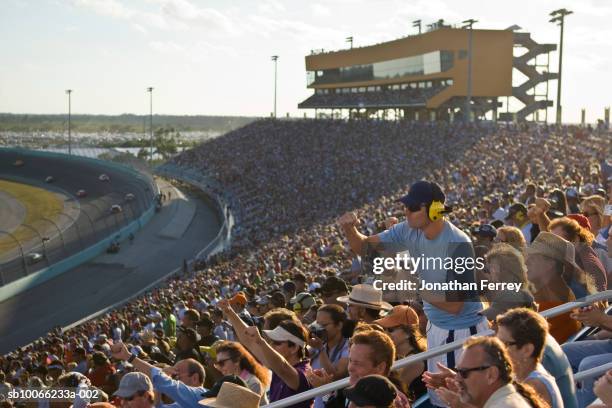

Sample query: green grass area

[0,180,64,254]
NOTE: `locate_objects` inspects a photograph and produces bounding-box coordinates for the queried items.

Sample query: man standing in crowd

[505,203,533,243]
[339,180,488,407]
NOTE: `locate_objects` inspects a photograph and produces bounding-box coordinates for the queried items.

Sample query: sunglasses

[456,365,492,379]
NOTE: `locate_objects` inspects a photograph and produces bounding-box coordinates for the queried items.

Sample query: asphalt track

[0,149,155,284]
[0,179,221,353]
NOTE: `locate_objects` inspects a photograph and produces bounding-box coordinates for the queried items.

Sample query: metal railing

[264,291,612,408]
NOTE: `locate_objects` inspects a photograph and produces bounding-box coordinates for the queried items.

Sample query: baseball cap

[505,203,527,220]
[290,292,316,312]
[398,180,446,208]
[567,214,592,231]
[113,372,152,398]
[344,375,397,407]
[229,292,247,306]
[472,224,497,238]
[374,305,419,328]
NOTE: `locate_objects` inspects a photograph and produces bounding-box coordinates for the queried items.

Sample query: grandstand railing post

[0,230,28,278]
[59,212,85,251]
[41,217,66,254]
[21,223,49,266]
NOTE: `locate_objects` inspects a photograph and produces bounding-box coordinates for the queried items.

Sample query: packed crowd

[298,86,446,108]
[1,119,611,408]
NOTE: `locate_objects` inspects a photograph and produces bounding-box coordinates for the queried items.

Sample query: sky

[0,0,610,124]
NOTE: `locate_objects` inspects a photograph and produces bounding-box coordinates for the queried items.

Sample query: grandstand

[2,117,609,408]
[299,26,557,122]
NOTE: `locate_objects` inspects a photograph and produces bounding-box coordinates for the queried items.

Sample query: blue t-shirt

[378,220,484,330]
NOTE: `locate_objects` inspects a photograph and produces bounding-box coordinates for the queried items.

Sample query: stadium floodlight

[412,19,421,34]
[147,87,154,162]
[65,89,72,155]
[461,19,478,122]
[346,36,353,49]
[271,56,278,118]
[549,8,573,126]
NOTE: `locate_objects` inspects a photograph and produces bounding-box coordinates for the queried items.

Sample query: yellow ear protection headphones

[515,211,526,222]
[427,182,453,221]
[428,200,454,221]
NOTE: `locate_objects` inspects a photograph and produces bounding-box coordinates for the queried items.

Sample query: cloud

[311,4,331,17]
[71,0,133,19]
[159,0,237,34]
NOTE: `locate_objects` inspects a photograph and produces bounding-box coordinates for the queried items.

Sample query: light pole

[462,19,478,122]
[346,36,353,49]
[147,87,154,162]
[413,19,422,34]
[271,56,278,118]
[550,8,572,126]
[66,89,72,155]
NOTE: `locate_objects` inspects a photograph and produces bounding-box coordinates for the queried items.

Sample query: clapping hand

[423,362,456,390]
[305,368,333,388]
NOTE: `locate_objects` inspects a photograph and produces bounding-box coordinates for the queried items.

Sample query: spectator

[314,329,410,408]
[589,370,612,408]
[113,372,155,408]
[337,284,392,324]
[562,304,612,407]
[472,224,497,251]
[495,226,527,253]
[344,375,398,408]
[110,342,208,408]
[320,276,349,307]
[182,309,200,330]
[197,318,220,347]
[429,337,547,408]
[496,308,563,408]
[479,244,535,321]
[292,293,317,324]
[505,203,533,243]
[549,217,607,291]
[214,341,270,405]
[339,181,487,408]
[199,381,261,408]
[308,304,350,408]
[374,305,427,401]
[175,328,203,364]
[525,232,586,342]
[218,299,313,408]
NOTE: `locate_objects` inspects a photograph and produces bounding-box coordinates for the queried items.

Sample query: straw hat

[337,284,392,311]
[525,232,579,269]
[199,382,260,408]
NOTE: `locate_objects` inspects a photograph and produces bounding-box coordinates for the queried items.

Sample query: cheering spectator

[110,342,208,408]
[213,341,270,405]
[113,372,155,408]
[339,181,487,407]
[217,299,313,407]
